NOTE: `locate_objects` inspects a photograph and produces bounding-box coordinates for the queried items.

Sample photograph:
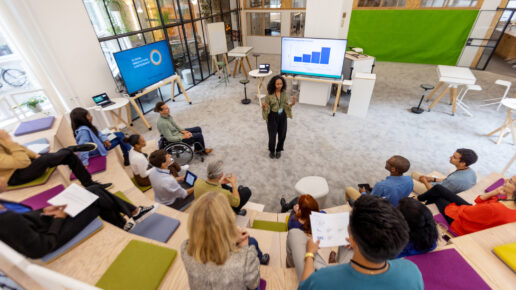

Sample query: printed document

[47,184,98,217]
[310,211,350,247]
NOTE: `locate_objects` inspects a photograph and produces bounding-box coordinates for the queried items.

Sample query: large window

[83,0,241,116]
[245,0,305,9]
[247,12,280,36]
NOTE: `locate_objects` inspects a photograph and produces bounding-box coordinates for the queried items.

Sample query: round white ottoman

[294,176,329,207]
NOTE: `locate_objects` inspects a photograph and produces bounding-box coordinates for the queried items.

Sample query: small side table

[249,69,273,107]
[487,98,516,145]
[98,97,138,134]
[228,46,253,78]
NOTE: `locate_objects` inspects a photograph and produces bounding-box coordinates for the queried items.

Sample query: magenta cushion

[434,213,458,237]
[260,279,266,290]
[14,116,55,136]
[405,248,490,290]
[21,185,65,210]
[70,155,106,180]
[485,178,504,193]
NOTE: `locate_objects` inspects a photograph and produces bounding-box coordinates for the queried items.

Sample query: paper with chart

[47,184,99,217]
[310,211,350,247]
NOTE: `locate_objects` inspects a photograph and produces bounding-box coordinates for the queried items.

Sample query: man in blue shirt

[345,155,413,206]
[298,195,424,290]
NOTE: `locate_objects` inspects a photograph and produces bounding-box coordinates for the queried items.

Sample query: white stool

[294,176,329,207]
[456,84,481,117]
[487,98,516,145]
[480,79,512,111]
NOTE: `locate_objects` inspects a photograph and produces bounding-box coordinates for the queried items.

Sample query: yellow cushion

[7,167,56,190]
[493,243,516,272]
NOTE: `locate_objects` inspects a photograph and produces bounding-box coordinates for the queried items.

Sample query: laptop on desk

[92,93,115,108]
[179,170,197,189]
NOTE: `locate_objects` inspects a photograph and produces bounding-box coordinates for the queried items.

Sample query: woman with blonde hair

[181,192,268,289]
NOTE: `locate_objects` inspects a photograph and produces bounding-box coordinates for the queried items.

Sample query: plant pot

[29,103,42,113]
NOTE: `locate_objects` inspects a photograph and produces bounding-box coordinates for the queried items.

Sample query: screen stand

[299,81,331,106]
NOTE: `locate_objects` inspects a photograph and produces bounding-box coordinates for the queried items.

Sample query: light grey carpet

[129,54,516,212]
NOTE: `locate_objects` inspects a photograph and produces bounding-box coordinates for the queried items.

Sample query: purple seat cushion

[21,185,65,210]
[406,248,490,290]
[70,155,106,180]
[260,279,266,290]
[14,116,55,136]
[434,214,458,237]
[485,178,504,193]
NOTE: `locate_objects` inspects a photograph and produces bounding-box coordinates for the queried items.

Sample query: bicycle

[0,67,27,89]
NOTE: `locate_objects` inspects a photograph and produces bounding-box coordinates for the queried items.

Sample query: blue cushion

[129,213,180,243]
[41,218,103,262]
[14,116,55,136]
[23,138,50,154]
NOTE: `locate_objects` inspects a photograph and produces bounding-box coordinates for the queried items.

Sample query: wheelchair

[158,137,204,165]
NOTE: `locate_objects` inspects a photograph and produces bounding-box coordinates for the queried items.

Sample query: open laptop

[92,93,115,108]
[179,170,197,189]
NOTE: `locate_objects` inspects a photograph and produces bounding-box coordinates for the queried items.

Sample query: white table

[487,98,516,145]
[228,46,253,78]
[295,176,329,207]
[426,65,476,116]
[95,97,138,134]
[249,69,272,107]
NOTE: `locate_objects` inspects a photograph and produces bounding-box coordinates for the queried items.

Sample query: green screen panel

[347,10,478,65]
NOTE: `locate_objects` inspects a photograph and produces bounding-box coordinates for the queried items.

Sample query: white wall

[305,0,352,39]
[457,0,503,67]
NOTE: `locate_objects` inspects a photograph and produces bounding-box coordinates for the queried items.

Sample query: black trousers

[167,193,195,211]
[55,185,137,247]
[8,148,93,187]
[222,184,252,212]
[267,111,287,153]
[418,184,471,224]
[182,127,206,151]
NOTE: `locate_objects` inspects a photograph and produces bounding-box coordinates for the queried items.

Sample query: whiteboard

[207,22,228,55]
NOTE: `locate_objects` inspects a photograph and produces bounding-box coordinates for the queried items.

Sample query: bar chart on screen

[293,47,331,64]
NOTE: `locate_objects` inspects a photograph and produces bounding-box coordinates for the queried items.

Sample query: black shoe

[88,181,113,189]
[280,198,288,213]
[68,143,97,152]
[269,152,275,159]
[260,254,270,265]
[132,204,157,223]
[123,154,130,166]
[275,151,281,159]
[237,209,247,216]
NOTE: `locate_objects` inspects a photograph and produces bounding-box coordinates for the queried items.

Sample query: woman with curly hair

[261,75,295,159]
[397,197,438,258]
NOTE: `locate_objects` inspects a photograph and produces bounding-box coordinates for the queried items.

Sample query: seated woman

[70,107,131,166]
[181,192,269,289]
[125,134,186,187]
[0,178,155,258]
[397,197,438,258]
[288,194,326,232]
[417,182,516,236]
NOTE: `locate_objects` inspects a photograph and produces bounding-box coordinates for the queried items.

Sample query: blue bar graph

[311,52,320,63]
[320,47,331,64]
[292,47,331,65]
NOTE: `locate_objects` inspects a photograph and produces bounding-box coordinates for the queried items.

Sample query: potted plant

[21,96,45,113]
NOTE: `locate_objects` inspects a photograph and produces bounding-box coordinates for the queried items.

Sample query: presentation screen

[281,37,347,79]
[114,40,174,95]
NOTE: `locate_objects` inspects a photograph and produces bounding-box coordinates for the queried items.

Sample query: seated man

[154,101,212,154]
[0,178,155,259]
[344,155,413,206]
[412,148,477,195]
[193,160,251,216]
[148,149,194,210]
[0,129,109,188]
[298,195,423,289]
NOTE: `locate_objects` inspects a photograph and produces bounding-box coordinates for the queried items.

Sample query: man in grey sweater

[413,148,478,194]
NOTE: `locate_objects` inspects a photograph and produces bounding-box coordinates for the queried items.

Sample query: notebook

[492,242,516,272]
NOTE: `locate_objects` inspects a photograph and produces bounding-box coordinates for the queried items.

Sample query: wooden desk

[487,98,516,145]
[426,65,476,116]
[451,222,516,289]
[129,75,192,131]
[228,46,253,79]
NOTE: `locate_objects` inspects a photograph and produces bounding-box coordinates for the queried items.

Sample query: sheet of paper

[47,184,99,217]
[26,143,49,154]
[101,128,117,141]
[310,211,350,248]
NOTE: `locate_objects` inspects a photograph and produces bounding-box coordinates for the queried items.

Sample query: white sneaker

[180,165,189,172]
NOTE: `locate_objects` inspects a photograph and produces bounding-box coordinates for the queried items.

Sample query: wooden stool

[487,98,516,145]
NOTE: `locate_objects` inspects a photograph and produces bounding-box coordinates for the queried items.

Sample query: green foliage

[21,96,45,109]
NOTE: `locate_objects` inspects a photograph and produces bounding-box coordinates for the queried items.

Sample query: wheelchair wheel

[163,142,193,166]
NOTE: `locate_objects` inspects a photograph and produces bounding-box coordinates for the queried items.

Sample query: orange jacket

[446,196,516,236]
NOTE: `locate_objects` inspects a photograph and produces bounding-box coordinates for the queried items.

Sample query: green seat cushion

[7,167,56,190]
[216,61,226,66]
[114,191,133,205]
[252,220,288,232]
[131,177,152,192]
[95,240,177,290]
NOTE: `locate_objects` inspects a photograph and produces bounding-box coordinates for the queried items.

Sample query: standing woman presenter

[262,75,295,159]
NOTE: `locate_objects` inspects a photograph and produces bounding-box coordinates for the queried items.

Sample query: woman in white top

[124,135,186,186]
